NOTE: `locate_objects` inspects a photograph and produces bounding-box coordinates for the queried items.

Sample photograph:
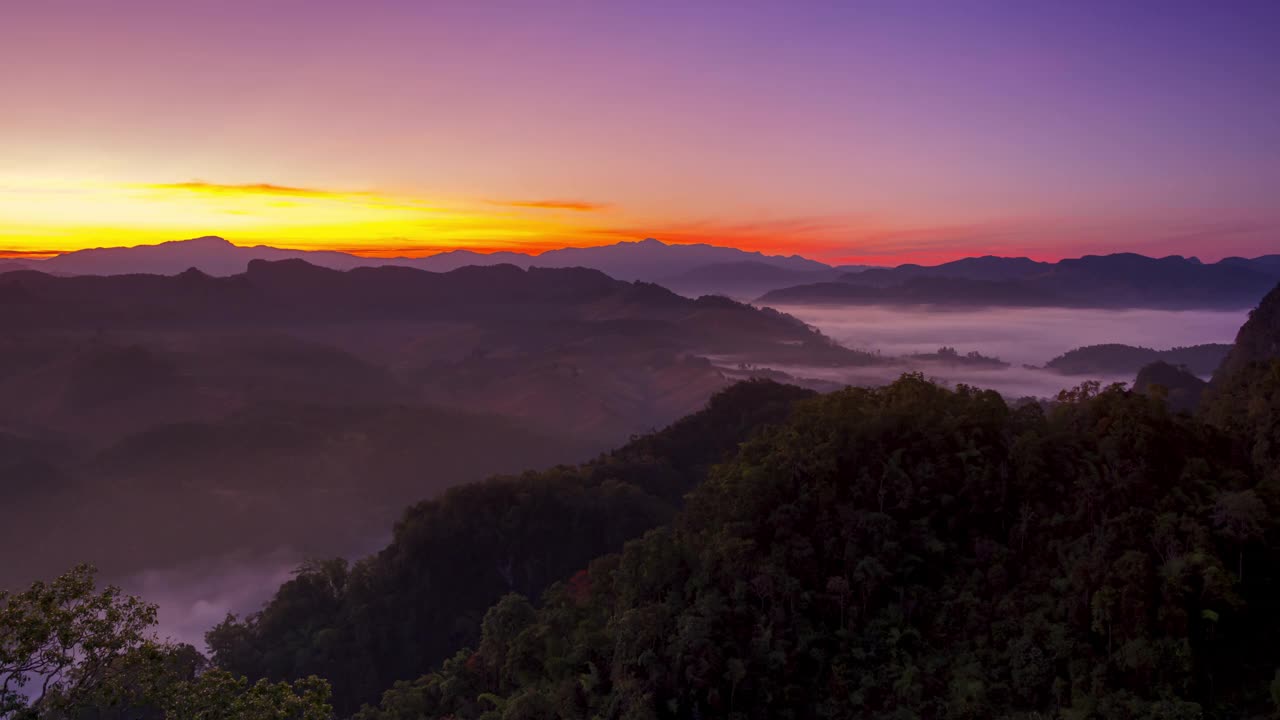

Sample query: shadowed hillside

[0,261,876,600]
[206,381,816,715]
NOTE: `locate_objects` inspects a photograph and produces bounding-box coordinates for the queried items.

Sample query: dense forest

[5,285,1280,719]
[347,373,1278,720]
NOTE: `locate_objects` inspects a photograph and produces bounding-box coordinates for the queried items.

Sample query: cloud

[489,198,609,212]
[143,181,365,199]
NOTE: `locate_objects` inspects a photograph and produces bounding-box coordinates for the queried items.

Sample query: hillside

[0,261,873,599]
[206,381,816,715]
[353,376,1279,720]
[0,260,864,364]
[1045,343,1231,376]
[1202,282,1280,482]
[1211,282,1280,380]
[1133,361,1207,413]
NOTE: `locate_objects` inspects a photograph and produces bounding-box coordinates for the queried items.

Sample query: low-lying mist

[137,306,1249,647]
[769,305,1249,397]
[117,534,390,649]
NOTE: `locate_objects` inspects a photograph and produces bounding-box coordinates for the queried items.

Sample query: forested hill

[1046,343,1230,377]
[206,380,816,715]
[196,285,1280,720]
[0,259,871,368]
[1201,282,1280,485]
[1211,282,1280,381]
[355,375,1280,720]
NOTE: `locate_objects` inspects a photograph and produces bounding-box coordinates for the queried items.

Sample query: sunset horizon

[5,2,1277,266]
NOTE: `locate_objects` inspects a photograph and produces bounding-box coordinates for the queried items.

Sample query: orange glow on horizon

[1,176,1260,268]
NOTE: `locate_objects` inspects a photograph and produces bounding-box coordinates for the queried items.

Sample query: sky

[2,1,1278,265]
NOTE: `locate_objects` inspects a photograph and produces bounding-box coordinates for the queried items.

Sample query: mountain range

[0,258,875,591]
[760,253,1280,309]
[9,237,1279,308]
[8,236,846,290]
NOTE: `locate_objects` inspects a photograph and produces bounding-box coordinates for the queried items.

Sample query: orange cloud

[143,181,366,199]
[489,199,608,212]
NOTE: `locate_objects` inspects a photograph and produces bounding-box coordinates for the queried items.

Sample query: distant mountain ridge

[9,236,831,285]
[9,237,1279,308]
[762,252,1280,309]
[0,257,871,368]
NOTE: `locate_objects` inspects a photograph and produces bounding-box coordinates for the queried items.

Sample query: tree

[158,669,331,720]
[1,566,333,720]
[1,564,156,717]
[1212,489,1268,581]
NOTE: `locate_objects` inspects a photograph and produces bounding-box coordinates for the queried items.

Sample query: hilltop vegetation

[1133,361,1207,413]
[1202,283,1280,489]
[1046,343,1230,377]
[351,375,1278,720]
[908,346,1009,368]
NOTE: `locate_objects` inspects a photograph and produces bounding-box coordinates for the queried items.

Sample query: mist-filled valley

[0,255,1258,653]
[774,305,1248,398]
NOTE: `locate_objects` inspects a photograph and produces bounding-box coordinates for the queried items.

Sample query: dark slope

[0,261,871,596]
[207,380,816,715]
[1211,282,1280,380]
[0,259,866,365]
[1202,282,1280,480]
[1133,360,1207,413]
[1,402,586,588]
[358,376,1279,720]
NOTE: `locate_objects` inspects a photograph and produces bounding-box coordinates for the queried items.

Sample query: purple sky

[3,1,1277,263]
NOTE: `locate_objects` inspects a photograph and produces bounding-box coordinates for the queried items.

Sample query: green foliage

[0,565,157,717]
[159,670,331,720]
[0,566,333,720]
[1203,358,1280,489]
[358,375,1279,720]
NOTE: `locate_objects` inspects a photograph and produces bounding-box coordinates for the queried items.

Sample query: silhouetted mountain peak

[180,235,234,247]
[245,257,342,281]
[176,266,212,281]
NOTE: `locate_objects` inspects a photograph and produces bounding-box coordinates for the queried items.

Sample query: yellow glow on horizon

[0,177,614,257]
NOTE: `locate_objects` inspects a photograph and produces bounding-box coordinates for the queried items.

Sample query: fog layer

[770,305,1248,398]
[783,306,1245,366]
